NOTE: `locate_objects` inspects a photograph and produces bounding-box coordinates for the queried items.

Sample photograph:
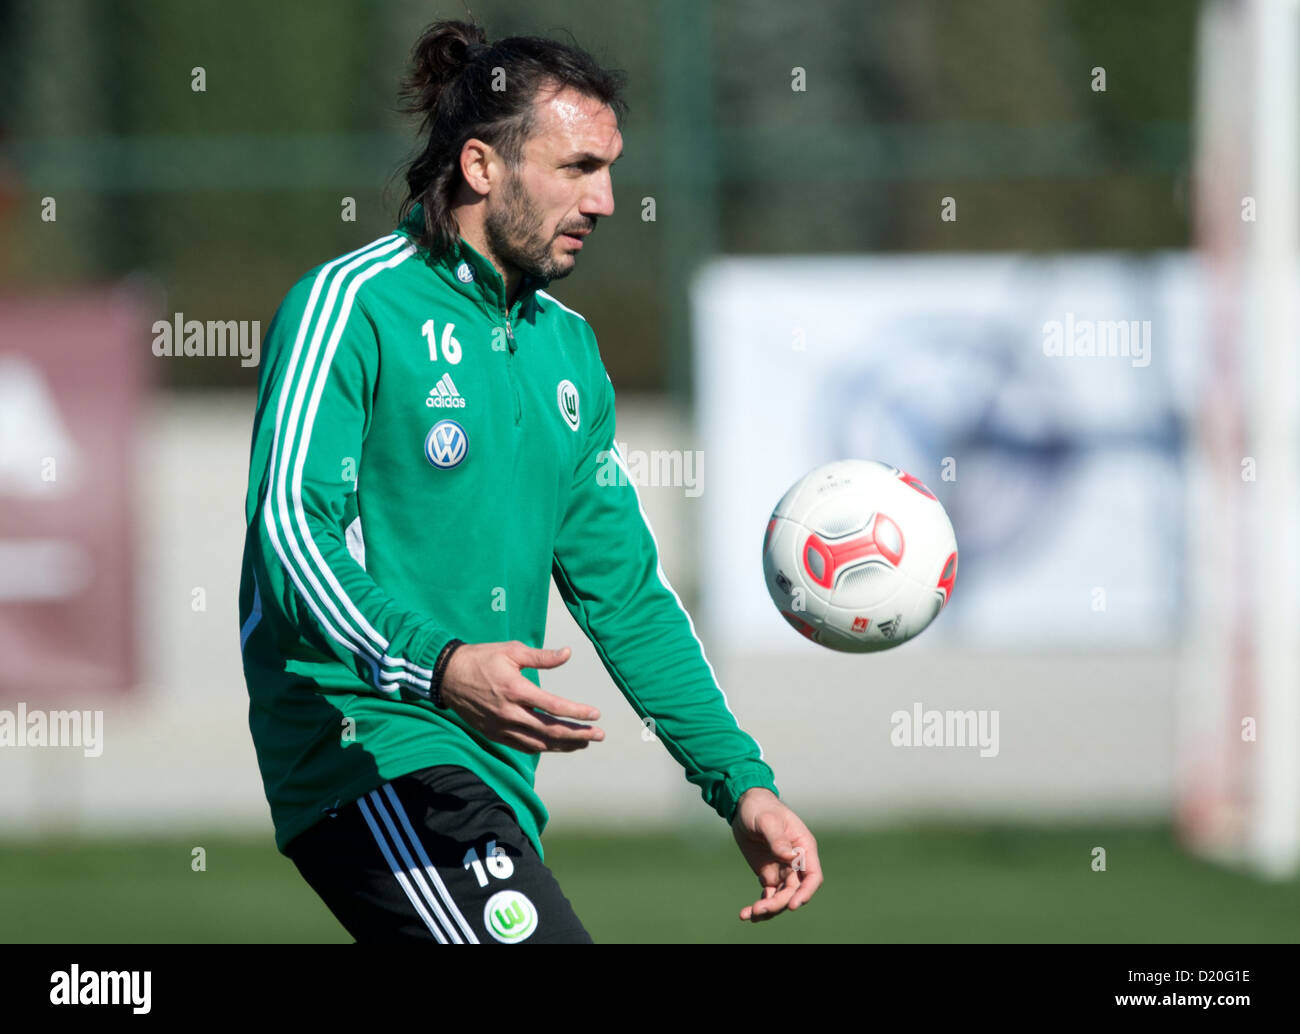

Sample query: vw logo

[425,419,468,469]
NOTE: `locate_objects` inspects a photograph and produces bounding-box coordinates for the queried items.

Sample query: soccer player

[238,19,822,943]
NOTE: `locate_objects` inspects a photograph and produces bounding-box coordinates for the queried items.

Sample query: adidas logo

[425,373,466,409]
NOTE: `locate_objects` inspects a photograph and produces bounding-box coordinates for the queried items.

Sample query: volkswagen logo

[424,419,468,469]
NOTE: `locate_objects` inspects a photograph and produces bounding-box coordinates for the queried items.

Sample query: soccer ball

[761,459,957,652]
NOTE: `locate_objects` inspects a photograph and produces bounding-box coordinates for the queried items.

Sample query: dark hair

[397,20,628,258]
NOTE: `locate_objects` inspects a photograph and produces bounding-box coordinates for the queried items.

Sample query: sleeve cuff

[719,765,781,824]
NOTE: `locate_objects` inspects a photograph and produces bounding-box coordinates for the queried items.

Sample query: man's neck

[458,225,522,306]
[493,258,523,308]
[504,273,523,308]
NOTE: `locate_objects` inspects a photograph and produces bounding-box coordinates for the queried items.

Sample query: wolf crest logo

[557,380,580,431]
[484,890,538,943]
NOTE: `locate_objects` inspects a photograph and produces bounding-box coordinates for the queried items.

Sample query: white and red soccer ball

[762,459,958,652]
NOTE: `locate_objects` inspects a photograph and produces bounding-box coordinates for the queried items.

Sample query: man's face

[483,86,622,284]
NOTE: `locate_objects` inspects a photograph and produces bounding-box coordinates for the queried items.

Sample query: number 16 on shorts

[463,840,514,886]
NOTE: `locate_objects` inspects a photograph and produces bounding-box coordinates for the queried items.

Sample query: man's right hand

[439,640,605,754]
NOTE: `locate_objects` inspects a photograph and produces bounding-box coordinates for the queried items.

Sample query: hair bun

[399,20,489,121]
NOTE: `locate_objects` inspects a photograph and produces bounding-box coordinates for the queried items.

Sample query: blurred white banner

[693,252,1206,651]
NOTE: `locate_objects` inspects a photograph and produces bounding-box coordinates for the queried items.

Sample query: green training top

[238,205,778,859]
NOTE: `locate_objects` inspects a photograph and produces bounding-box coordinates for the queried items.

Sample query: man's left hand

[730,788,823,921]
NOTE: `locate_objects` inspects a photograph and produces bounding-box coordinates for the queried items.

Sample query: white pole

[1246,0,1300,878]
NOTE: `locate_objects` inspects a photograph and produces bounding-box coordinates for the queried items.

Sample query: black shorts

[285,765,593,944]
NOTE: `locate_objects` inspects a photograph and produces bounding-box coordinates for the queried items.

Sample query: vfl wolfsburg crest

[557,379,580,431]
[484,890,538,943]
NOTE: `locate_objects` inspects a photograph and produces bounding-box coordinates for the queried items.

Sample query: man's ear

[459,138,497,197]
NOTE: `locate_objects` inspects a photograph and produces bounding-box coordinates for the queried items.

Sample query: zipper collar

[398,203,548,325]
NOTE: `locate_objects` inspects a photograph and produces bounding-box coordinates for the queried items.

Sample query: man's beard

[483,168,578,284]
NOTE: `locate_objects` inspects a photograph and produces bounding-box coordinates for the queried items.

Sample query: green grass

[1,825,1296,943]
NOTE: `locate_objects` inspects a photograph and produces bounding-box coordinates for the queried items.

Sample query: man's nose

[583,170,615,218]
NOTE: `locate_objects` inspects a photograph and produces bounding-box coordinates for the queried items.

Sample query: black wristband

[430,638,464,709]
